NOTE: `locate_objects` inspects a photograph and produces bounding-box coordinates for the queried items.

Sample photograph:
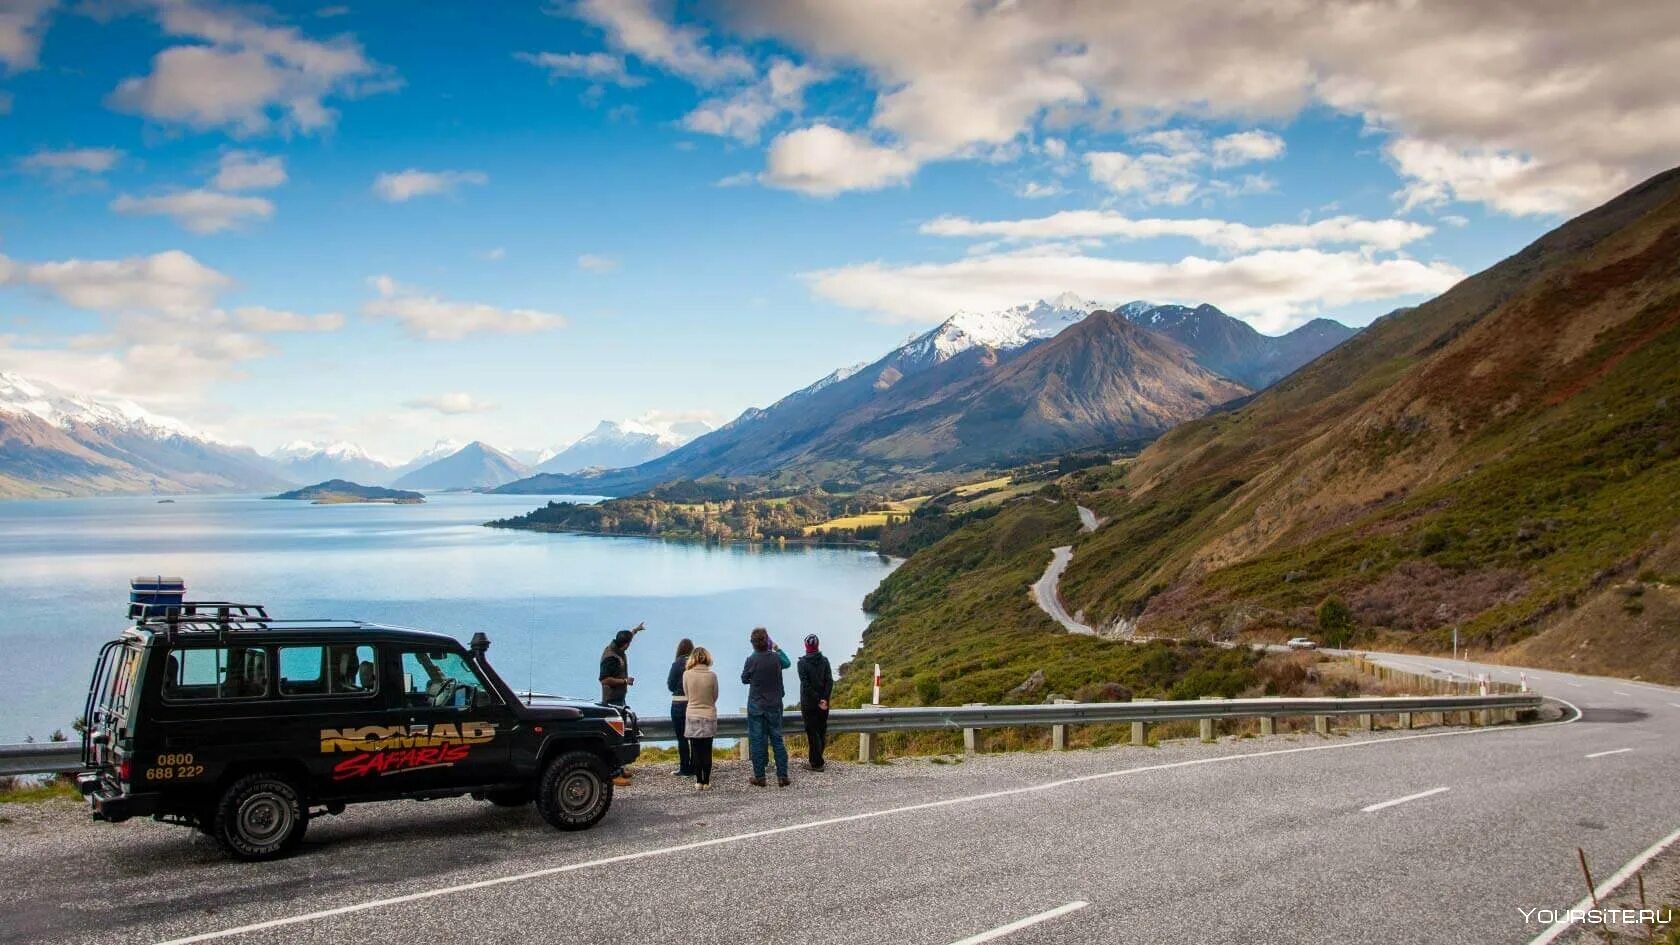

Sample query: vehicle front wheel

[535,751,612,831]
[212,772,307,861]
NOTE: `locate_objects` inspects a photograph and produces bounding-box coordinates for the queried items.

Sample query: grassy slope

[1054,168,1680,665]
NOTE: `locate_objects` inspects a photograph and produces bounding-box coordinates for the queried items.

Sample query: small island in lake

[269,479,426,505]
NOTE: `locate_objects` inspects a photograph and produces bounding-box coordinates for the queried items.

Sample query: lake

[0,493,898,743]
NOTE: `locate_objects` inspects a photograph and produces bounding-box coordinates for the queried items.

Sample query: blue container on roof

[129,576,186,618]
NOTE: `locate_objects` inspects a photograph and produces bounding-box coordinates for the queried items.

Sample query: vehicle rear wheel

[535,751,612,831]
[212,772,307,861]
[485,789,532,807]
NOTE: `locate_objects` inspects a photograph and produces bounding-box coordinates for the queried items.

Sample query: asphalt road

[1030,545,1094,636]
[2,652,1676,945]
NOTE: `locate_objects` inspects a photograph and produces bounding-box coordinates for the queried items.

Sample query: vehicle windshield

[400,649,493,708]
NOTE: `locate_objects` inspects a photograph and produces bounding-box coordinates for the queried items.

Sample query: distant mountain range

[391,441,530,491]
[534,417,715,475]
[269,441,396,486]
[0,372,289,498]
[494,296,1355,496]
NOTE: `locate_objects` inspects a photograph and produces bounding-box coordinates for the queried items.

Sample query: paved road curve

[1030,545,1095,636]
[2,653,1676,945]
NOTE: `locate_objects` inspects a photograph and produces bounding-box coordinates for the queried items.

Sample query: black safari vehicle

[78,578,641,860]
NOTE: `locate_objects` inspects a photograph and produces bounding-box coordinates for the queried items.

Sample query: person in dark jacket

[598,623,641,786]
[667,638,694,777]
[796,634,833,771]
[741,626,791,787]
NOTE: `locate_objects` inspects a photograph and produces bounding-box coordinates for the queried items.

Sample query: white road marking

[1669,702,1680,708]
[154,699,1583,945]
[1361,786,1450,813]
[1566,683,1584,688]
[1527,825,1680,945]
[1612,690,1632,696]
[1586,748,1634,759]
[948,902,1089,945]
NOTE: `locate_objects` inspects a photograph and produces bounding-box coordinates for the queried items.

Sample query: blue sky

[1,1,1671,461]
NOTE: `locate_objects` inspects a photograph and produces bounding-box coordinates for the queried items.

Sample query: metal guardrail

[0,693,1541,777]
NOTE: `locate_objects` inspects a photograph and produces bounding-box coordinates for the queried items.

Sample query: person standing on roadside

[682,646,719,790]
[741,626,792,787]
[797,634,833,771]
[667,638,695,777]
[599,623,641,786]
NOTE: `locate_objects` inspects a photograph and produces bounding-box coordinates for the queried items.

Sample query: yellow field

[802,510,911,534]
[950,475,1011,496]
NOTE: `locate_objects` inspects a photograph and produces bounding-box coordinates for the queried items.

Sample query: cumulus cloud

[577,254,618,272]
[1085,129,1283,204]
[571,0,752,85]
[682,59,823,143]
[516,50,643,87]
[403,392,497,415]
[231,306,342,332]
[762,124,918,196]
[363,275,565,340]
[922,210,1433,253]
[19,147,123,176]
[807,245,1463,333]
[109,0,393,134]
[111,189,275,234]
[372,169,487,202]
[1211,130,1286,167]
[213,150,287,191]
[0,0,53,72]
[1,249,232,315]
[726,0,1680,215]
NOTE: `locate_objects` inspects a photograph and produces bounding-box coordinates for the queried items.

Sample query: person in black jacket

[741,627,792,787]
[667,638,694,777]
[797,634,833,771]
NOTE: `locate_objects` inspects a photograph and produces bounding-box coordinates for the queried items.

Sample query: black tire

[485,789,532,807]
[212,772,307,861]
[535,751,612,831]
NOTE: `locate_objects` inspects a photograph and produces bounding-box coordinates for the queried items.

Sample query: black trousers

[671,702,692,773]
[689,737,714,784]
[800,703,829,768]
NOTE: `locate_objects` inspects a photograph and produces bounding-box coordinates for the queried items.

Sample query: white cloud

[1085,150,1200,204]
[577,254,618,272]
[807,245,1463,333]
[922,210,1433,253]
[372,168,487,202]
[762,124,918,196]
[231,306,342,332]
[0,0,53,72]
[403,392,497,415]
[109,0,392,134]
[111,189,275,234]
[516,50,643,87]
[1211,130,1286,167]
[682,58,823,143]
[571,0,752,85]
[1017,181,1064,199]
[213,150,287,191]
[363,275,566,340]
[19,147,123,176]
[728,1,1680,216]
[482,247,506,261]
[2,249,231,315]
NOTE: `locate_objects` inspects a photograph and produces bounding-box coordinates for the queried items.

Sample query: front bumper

[613,739,642,766]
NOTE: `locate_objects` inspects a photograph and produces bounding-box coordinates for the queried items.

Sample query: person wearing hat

[796,634,833,771]
[599,623,642,786]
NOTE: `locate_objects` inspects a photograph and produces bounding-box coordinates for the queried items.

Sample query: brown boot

[777,777,791,787]
[748,776,767,787]
[612,774,632,787]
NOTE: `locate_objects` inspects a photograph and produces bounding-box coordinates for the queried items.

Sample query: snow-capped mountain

[894,292,1107,370]
[536,417,715,475]
[267,441,395,486]
[0,371,290,498]
[392,441,530,490]
[388,439,467,481]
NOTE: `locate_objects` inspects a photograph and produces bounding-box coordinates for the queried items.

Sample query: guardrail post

[1314,714,1330,736]
[963,703,986,754]
[1051,698,1075,750]
[1132,698,1153,746]
[737,706,750,761]
[1259,715,1276,736]
[1398,711,1413,730]
[1358,710,1374,732]
[1199,695,1218,743]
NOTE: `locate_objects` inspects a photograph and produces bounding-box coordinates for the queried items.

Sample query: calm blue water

[0,493,897,742]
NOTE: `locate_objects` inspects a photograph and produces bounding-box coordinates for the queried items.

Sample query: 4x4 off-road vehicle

[78,578,641,860]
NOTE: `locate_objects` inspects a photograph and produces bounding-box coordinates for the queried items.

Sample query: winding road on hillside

[1029,506,1103,636]
[3,655,1676,945]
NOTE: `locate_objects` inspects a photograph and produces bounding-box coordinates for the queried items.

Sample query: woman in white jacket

[682,647,720,789]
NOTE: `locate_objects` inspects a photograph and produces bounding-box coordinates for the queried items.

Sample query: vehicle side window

[278,644,377,697]
[399,650,491,708]
[162,647,269,701]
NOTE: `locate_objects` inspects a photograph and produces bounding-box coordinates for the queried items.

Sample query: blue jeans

[747,705,789,780]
